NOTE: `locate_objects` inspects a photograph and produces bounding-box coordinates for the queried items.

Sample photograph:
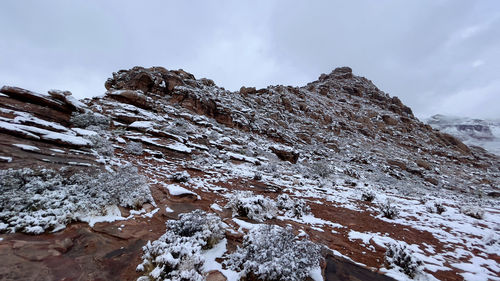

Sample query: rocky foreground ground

[0,66,498,281]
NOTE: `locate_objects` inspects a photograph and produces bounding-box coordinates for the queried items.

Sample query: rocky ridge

[0,66,499,281]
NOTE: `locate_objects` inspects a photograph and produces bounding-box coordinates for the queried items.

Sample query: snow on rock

[13,113,68,132]
[41,131,92,146]
[309,266,324,281]
[164,183,198,197]
[284,214,345,229]
[226,151,259,164]
[126,136,192,154]
[64,95,87,110]
[0,121,91,146]
[78,205,125,227]
[0,120,41,139]
[202,239,240,281]
[232,218,261,231]
[12,143,40,152]
[141,208,160,218]
[67,161,93,167]
[166,142,192,153]
[0,156,12,162]
[452,256,500,281]
[0,86,67,111]
[72,127,99,136]
[129,120,155,129]
[210,203,223,212]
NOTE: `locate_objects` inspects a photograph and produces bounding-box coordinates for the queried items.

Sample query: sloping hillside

[0,66,498,281]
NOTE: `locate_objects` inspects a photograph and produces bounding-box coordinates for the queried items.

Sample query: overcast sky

[1,0,499,119]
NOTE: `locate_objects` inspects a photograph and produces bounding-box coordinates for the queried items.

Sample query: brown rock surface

[270,146,300,164]
[207,271,227,281]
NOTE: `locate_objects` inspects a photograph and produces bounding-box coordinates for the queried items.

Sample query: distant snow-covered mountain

[426,114,500,156]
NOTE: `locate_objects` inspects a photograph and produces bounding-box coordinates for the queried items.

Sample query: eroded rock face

[1,86,76,113]
[106,89,153,110]
[104,66,191,95]
[240,86,257,95]
[270,145,300,164]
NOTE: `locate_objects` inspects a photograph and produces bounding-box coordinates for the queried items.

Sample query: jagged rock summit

[0,66,499,281]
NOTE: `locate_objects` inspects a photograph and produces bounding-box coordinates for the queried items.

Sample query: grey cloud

[0,0,498,119]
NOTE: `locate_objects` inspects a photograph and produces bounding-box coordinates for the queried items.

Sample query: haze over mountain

[426,114,500,156]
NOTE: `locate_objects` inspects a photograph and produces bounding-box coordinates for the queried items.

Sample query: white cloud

[430,80,500,119]
[472,60,484,68]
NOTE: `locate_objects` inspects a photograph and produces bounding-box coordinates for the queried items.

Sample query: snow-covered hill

[426,114,500,156]
[0,66,498,281]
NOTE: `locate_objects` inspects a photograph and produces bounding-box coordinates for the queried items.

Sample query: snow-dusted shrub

[207,147,220,157]
[379,199,399,219]
[192,152,216,167]
[482,232,498,248]
[461,205,484,219]
[87,135,114,156]
[276,194,311,217]
[310,160,332,178]
[70,111,110,129]
[253,171,262,181]
[125,141,143,155]
[257,162,278,174]
[425,201,446,214]
[70,164,153,209]
[172,171,190,183]
[220,153,231,162]
[344,168,360,179]
[361,188,376,202]
[137,210,224,281]
[225,224,321,281]
[385,243,423,278]
[0,165,152,234]
[164,119,192,138]
[225,191,277,222]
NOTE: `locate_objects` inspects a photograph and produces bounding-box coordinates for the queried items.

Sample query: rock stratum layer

[0,66,499,281]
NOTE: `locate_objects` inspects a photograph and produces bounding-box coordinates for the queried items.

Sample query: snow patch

[164,184,198,197]
[78,205,125,227]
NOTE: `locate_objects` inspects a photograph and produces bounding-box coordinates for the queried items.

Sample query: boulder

[106,90,152,110]
[240,86,257,95]
[1,86,70,112]
[437,132,471,154]
[416,159,431,170]
[387,159,406,170]
[270,145,300,164]
[425,177,439,186]
[48,90,86,112]
[318,67,353,81]
[104,66,187,95]
[206,271,227,281]
[382,115,398,126]
[330,66,353,79]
